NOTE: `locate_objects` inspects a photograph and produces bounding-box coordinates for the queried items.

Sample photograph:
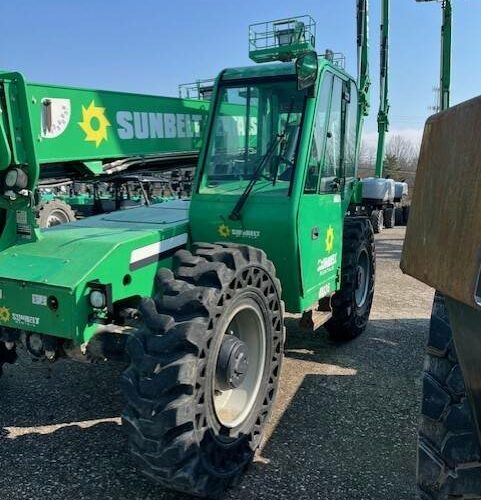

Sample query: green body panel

[297,192,343,305]
[0,200,189,343]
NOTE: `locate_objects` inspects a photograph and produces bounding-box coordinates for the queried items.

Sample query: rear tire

[122,243,285,498]
[384,207,395,228]
[36,200,76,228]
[0,341,17,378]
[325,217,375,341]
[403,205,411,225]
[370,209,384,233]
[417,293,481,499]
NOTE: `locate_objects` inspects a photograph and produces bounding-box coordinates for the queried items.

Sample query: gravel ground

[0,227,433,499]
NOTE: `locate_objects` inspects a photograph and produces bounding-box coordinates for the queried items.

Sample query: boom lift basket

[249,16,316,63]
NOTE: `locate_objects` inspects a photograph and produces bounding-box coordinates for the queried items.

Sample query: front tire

[325,217,375,341]
[417,293,481,499]
[122,243,285,498]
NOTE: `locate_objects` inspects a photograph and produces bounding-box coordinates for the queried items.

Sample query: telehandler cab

[0,5,378,498]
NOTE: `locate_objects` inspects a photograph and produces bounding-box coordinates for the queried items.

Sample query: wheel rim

[354,249,370,308]
[213,302,266,429]
[46,209,70,227]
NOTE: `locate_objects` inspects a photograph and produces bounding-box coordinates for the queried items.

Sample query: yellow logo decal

[325,225,335,253]
[0,306,11,322]
[78,100,111,147]
[218,223,231,238]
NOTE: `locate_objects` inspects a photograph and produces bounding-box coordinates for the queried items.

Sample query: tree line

[359,135,420,181]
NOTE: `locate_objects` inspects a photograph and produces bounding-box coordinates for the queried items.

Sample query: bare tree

[384,135,419,180]
[358,142,376,178]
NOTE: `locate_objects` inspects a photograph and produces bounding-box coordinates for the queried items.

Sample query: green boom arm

[0,73,210,175]
[440,0,452,111]
[357,0,371,121]
[374,0,390,177]
[415,0,452,112]
[0,71,210,250]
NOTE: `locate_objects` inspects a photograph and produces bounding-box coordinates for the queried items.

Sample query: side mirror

[296,51,318,91]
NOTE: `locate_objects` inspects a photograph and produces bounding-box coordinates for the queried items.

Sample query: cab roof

[221,58,352,83]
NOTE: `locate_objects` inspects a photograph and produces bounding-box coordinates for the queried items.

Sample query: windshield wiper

[229,133,284,220]
[229,102,295,221]
[271,103,295,187]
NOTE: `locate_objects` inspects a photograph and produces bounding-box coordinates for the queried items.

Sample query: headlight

[5,167,28,190]
[89,290,106,309]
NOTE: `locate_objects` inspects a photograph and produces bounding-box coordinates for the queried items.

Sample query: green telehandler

[0,3,382,497]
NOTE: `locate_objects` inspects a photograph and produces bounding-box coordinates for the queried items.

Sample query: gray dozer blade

[400,95,481,310]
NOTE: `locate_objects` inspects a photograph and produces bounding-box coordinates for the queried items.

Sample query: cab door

[297,72,348,307]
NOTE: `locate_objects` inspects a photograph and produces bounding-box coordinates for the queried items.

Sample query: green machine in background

[0,72,210,228]
[0,3,382,497]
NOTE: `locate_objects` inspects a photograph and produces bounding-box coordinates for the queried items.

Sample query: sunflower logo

[325,225,335,253]
[78,101,110,147]
[0,306,11,322]
[218,223,231,238]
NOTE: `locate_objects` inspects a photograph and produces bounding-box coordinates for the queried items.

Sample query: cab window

[344,80,358,178]
[320,76,343,191]
[304,72,333,193]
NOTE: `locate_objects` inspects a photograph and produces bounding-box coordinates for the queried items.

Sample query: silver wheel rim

[213,303,266,429]
[355,249,370,307]
[46,210,70,227]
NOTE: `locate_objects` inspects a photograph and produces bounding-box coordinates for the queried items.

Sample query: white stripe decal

[130,233,188,265]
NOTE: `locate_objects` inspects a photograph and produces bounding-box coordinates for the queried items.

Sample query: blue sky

[1,0,480,145]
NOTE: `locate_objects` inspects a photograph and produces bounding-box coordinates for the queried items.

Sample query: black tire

[122,243,285,498]
[325,217,375,341]
[36,200,76,228]
[403,205,411,225]
[0,341,17,377]
[370,209,384,234]
[395,206,404,226]
[417,293,481,499]
[384,207,395,229]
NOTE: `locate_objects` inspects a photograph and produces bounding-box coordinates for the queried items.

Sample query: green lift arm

[357,0,371,121]
[440,0,452,111]
[415,0,452,112]
[374,0,390,177]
